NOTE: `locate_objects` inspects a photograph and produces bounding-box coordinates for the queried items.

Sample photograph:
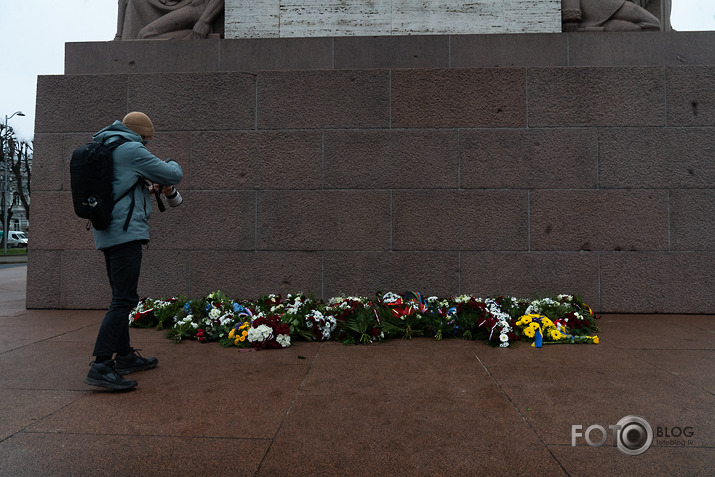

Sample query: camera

[163,186,183,207]
[153,184,182,212]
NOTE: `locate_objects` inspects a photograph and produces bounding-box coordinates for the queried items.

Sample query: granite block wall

[27,32,715,312]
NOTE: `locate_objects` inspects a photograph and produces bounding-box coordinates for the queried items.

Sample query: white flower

[276,334,291,348]
[500,342,509,348]
[382,292,401,304]
[209,308,221,320]
[500,333,509,342]
[247,324,273,343]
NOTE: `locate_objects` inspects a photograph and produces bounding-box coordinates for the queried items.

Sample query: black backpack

[70,138,139,231]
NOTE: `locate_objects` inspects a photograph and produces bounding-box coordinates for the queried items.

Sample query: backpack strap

[102,137,137,232]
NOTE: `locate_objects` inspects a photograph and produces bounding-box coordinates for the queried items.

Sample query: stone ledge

[65,31,715,75]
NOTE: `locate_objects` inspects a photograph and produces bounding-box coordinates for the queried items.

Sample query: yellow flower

[233,337,240,345]
[592,336,599,344]
[242,330,248,337]
[239,336,245,342]
[550,329,562,341]
[523,327,535,338]
[228,329,235,339]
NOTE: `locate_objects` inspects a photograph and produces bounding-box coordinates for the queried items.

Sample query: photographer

[84,112,183,390]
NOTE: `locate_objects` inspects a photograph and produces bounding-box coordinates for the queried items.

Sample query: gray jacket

[91,121,183,250]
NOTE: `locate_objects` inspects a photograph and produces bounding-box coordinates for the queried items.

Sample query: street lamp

[2,111,25,254]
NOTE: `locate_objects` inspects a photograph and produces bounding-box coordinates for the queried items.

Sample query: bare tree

[0,124,32,228]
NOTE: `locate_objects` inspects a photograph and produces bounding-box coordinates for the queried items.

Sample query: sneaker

[115,348,158,375]
[85,361,138,390]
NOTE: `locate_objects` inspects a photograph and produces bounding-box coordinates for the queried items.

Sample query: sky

[1,0,714,142]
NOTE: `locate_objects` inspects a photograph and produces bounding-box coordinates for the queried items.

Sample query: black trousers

[92,240,143,358]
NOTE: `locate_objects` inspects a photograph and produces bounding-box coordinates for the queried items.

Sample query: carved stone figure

[562,0,669,32]
[115,0,224,40]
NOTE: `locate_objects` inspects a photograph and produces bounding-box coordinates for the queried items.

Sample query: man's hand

[147,183,173,195]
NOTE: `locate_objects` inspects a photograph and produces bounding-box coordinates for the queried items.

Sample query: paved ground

[0,263,712,476]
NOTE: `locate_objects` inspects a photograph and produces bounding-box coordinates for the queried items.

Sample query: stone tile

[0,390,83,441]
[300,339,490,397]
[485,361,714,447]
[323,129,459,189]
[392,190,528,250]
[452,33,567,67]
[551,445,713,477]
[261,394,564,476]
[188,251,323,300]
[459,252,600,308]
[31,134,65,192]
[29,191,96,251]
[568,31,715,66]
[148,191,256,251]
[128,72,256,131]
[65,40,222,74]
[629,349,715,395]
[323,251,460,298]
[666,66,715,126]
[334,35,450,69]
[138,250,191,300]
[473,338,627,371]
[0,433,268,477]
[0,310,98,354]
[35,75,127,134]
[0,264,28,316]
[257,70,390,129]
[59,251,109,309]
[460,128,598,189]
[530,190,669,252]
[600,253,715,313]
[598,127,715,189]
[27,341,313,440]
[220,37,333,72]
[528,66,665,127]
[391,68,527,128]
[595,315,715,351]
[191,130,323,190]
[670,190,715,251]
[257,191,391,251]
[0,340,173,391]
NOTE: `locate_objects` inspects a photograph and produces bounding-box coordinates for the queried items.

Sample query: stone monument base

[28,31,715,313]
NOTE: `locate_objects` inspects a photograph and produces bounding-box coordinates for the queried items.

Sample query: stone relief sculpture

[562,0,671,32]
[115,0,224,40]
